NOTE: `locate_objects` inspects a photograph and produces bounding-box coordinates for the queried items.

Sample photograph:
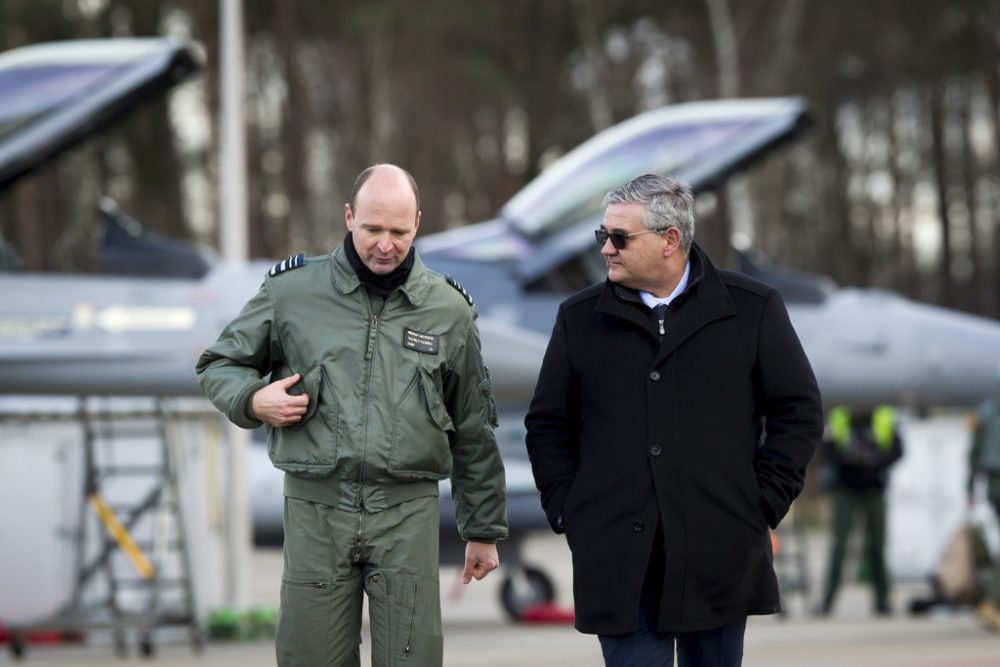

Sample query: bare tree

[273,0,311,252]
[959,80,987,313]
[928,83,955,305]
[569,0,614,132]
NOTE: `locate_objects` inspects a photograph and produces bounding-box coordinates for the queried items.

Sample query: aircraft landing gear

[9,634,25,660]
[499,565,556,621]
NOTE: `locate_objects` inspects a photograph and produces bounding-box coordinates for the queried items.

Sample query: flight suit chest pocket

[267,365,340,478]
[389,369,454,479]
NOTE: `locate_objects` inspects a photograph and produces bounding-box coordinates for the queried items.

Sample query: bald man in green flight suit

[197,164,508,666]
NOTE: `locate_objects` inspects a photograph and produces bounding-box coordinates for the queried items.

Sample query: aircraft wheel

[10,635,25,660]
[139,633,155,659]
[499,565,555,621]
[190,628,205,654]
[113,631,128,657]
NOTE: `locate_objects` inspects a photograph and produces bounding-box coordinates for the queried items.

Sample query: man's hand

[251,373,309,427]
[462,541,499,584]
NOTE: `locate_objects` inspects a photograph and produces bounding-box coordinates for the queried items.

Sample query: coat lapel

[595,281,661,340]
[652,289,734,367]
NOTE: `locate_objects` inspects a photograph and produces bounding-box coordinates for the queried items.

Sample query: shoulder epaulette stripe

[269,252,305,277]
[445,275,475,308]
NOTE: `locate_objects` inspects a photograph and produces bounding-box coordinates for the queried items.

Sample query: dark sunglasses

[594,228,665,250]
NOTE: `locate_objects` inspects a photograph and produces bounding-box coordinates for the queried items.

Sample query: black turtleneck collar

[343,232,415,297]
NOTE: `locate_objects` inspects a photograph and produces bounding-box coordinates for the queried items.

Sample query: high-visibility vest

[827,405,895,450]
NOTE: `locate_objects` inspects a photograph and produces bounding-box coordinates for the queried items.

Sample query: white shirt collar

[640,260,691,309]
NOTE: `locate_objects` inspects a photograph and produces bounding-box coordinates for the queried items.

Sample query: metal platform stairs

[4,397,202,659]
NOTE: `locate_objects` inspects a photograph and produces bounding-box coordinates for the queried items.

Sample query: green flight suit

[196,247,508,667]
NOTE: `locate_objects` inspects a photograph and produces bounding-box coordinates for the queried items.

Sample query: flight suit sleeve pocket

[478,373,499,428]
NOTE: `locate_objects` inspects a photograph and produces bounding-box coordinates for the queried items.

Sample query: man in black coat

[525,174,824,666]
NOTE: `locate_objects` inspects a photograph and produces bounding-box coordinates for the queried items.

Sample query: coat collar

[595,242,736,366]
[329,245,432,305]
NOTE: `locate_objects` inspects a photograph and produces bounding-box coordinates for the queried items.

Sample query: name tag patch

[403,328,440,354]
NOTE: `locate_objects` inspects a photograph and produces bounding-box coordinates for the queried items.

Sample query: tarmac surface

[3,533,999,666]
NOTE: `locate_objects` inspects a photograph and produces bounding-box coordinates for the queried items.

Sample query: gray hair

[602,174,695,253]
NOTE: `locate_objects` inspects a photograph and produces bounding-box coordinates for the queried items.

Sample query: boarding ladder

[3,398,202,659]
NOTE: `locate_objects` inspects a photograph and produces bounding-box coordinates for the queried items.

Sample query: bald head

[349,164,420,216]
[344,164,422,275]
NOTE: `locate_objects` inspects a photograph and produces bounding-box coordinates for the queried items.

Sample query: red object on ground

[0,622,82,645]
[519,602,576,624]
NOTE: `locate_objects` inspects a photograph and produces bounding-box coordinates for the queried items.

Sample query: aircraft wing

[0,37,200,190]
[0,263,271,396]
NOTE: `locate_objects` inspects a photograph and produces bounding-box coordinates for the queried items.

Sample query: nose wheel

[498,565,556,621]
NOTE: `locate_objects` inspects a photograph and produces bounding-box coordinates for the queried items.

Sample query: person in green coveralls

[817,406,903,616]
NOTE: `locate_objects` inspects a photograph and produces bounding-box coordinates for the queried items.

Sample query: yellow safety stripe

[827,405,895,450]
[828,406,851,447]
[872,406,895,449]
[88,493,155,579]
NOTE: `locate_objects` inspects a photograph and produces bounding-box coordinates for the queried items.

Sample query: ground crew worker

[968,377,1000,631]
[197,164,508,666]
[817,405,903,616]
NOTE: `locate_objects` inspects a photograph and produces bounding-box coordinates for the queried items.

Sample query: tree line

[1,0,998,317]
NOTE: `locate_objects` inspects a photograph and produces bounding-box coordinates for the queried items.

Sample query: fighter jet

[3,38,1000,620]
[415,98,1000,412]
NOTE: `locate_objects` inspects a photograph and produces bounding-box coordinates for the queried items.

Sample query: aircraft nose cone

[791,289,1000,408]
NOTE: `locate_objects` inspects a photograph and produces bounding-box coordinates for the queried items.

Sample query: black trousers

[598,521,747,667]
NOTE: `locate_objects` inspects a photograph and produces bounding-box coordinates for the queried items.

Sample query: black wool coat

[525,244,824,635]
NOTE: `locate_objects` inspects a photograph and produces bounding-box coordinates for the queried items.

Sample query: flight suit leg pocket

[368,572,442,666]
[276,576,340,665]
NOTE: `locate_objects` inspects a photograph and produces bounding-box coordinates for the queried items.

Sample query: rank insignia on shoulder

[445,275,474,308]
[268,252,305,277]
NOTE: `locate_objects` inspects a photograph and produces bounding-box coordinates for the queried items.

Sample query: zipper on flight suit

[364,314,379,363]
[352,498,365,563]
[404,580,417,653]
[357,296,384,511]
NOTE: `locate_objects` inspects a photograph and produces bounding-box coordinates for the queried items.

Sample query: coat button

[632,521,644,532]
[649,370,661,381]
[650,444,662,456]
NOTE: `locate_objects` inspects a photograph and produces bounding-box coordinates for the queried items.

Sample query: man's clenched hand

[462,541,500,584]
[251,373,309,427]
